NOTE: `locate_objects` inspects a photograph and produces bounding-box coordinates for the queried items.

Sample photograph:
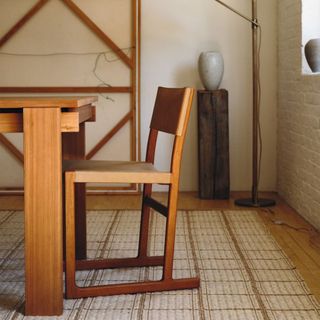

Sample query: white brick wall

[278,0,320,229]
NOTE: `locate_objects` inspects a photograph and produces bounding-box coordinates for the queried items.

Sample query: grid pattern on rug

[0,210,319,320]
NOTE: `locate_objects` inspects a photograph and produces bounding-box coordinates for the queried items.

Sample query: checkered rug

[1,210,320,319]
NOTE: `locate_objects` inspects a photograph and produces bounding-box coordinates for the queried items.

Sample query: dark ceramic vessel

[305,38,320,73]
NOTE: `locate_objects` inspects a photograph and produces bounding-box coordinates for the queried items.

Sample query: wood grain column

[23,108,63,315]
[62,123,86,260]
[197,89,230,199]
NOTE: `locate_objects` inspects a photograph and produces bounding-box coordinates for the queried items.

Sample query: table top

[0,96,98,109]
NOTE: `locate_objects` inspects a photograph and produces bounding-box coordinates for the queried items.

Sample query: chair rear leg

[75,183,87,260]
[138,183,152,258]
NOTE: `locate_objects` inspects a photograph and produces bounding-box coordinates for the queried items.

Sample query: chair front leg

[162,183,179,280]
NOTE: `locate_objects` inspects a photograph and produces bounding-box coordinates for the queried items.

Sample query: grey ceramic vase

[305,38,320,72]
[198,51,224,90]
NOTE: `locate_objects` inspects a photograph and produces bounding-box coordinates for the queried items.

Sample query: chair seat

[63,160,172,184]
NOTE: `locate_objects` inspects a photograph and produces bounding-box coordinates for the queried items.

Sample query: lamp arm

[215,0,259,27]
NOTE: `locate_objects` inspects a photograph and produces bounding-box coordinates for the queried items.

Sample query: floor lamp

[214,0,275,207]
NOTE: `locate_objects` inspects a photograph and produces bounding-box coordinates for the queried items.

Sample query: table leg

[62,123,87,260]
[23,108,63,316]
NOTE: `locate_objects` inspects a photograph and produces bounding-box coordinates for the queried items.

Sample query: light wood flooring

[0,191,319,302]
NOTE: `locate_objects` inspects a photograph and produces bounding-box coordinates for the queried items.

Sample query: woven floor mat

[0,210,319,319]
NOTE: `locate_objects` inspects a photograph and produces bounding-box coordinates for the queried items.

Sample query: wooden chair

[64,87,200,298]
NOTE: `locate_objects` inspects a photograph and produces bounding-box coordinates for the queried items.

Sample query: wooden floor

[0,191,319,302]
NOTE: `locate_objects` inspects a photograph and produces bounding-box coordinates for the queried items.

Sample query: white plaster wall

[141,0,277,191]
[301,0,320,73]
[0,0,134,188]
[278,0,320,229]
[0,0,278,192]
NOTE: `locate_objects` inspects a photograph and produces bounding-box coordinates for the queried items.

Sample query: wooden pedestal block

[197,89,230,199]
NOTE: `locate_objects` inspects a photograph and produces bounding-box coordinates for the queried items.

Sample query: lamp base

[234,198,276,207]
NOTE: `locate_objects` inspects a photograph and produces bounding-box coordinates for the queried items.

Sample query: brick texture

[278,1,320,229]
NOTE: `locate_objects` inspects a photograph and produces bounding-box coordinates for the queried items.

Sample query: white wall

[141,0,278,191]
[278,0,320,230]
[0,0,134,189]
[301,0,320,73]
[0,0,278,192]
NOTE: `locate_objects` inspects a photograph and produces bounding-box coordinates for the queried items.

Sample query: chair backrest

[146,87,194,175]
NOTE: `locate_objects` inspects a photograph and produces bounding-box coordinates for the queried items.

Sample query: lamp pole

[215,0,275,207]
[251,0,259,205]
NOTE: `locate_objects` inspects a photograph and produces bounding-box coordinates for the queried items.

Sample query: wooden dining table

[0,96,97,316]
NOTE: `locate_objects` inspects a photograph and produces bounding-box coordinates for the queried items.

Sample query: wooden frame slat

[137,0,141,164]
[0,87,132,93]
[0,0,141,193]
[130,0,137,165]
[86,111,133,160]
[0,134,23,163]
[0,0,49,48]
[61,0,133,68]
